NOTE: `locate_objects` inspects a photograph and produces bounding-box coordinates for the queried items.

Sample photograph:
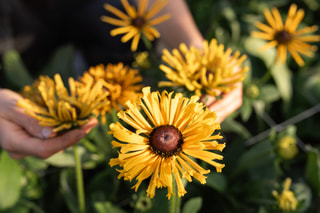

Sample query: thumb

[0,89,56,139]
[13,108,56,139]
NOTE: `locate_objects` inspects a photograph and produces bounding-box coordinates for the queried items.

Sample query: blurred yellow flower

[251,4,320,66]
[101,0,170,52]
[132,51,151,69]
[109,87,225,199]
[277,135,298,160]
[80,63,143,124]
[159,39,248,97]
[18,74,109,132]
[273,178,298,211]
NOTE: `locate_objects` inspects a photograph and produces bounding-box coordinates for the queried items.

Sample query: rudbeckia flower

[17,74,109,132]
[109,87,225,199]
[159,39,248,97]
[101,0,171,51]
[79,63,143,124]
[20,75,53,107]
[251,4,320,66]
[272,178,298,211]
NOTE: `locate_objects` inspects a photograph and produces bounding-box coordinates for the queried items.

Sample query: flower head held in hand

[18,74,109,132]
[102,0,170,51]
[109,87,225,199]
[251,4,320,66]
[159,39,248,97]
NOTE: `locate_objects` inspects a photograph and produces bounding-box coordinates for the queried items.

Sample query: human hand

[0,89,98,159]
[203,83,243,123]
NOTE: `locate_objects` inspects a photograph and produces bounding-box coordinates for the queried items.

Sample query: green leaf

[221,117,251,139]
[305,145,320,196]
[87,124,113,155]
[94,201,127,213]
[252,100,265,117]
[206,173,227,193]
[0,150,23,210]
[258,84,280,103]
[301,68,320,104]
[2,50,33,89]
[2,203,30,213]
[146,188,169,213]
[45,147,79,167]
[60,169,78,213]
[270,63,292,103]
[88,168,120,202]
[3,199,45,213]
[240,97,252,122]
[182,197,202,213]
[232,140,275,177]
[45,145,102,169]
[19,156,48,171]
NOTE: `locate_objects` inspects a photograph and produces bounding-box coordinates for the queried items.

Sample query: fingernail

[42,127,54,139]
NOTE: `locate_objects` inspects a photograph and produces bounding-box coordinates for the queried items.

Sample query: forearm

[135,0,204,49]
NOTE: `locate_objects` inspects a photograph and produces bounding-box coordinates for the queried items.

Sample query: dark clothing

[0,0,139,86]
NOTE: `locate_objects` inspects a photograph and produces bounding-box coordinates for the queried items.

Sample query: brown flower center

[275,30,292,44]
[149,125,183,157]
[132,17,145,28]
[71,104,81,116]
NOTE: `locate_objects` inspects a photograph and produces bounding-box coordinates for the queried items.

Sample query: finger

[6,151,27,160]
[14,103,57,139]
[0,89,56,139]
[208,84,243,122]
[22,118,98,159]
[0,117,98,159]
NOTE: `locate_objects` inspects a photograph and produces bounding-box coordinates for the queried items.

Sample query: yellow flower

[251,4,320,66]
[80,63,143,124]
[272,178,298,211]
[159,39,248,97]
[132,51,151,69]
[109,87,225,199]
[18,74,109,132]
[101,0,171,52]
[277,135,298,160]
[20,75,53,107]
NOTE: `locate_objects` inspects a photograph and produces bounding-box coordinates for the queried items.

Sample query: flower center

[71,104,81,116]
[132,17,145,28]
[149,125,183,157]
[275,30,292,44]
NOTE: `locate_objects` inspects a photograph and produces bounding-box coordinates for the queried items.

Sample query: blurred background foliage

[1,0,320,212]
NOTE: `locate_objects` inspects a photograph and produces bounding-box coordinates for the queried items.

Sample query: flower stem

[257,69,272,85]
[169,177,181,213]
[73,145,86,213]
[141,33,153,51]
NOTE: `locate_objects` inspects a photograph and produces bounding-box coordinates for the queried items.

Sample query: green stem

[257,69,272,85]
[73,145,86,213]
[169,178,181,213]
[176,194,181,213]
[141,33,153,51]
[111,107,119,123]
